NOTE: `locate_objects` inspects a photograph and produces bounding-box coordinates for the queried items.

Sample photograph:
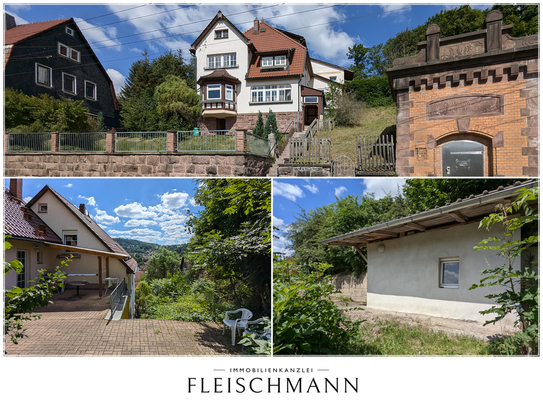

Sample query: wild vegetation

[135,179,271,339]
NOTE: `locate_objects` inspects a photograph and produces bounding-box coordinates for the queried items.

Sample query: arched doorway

[441,140,484,177]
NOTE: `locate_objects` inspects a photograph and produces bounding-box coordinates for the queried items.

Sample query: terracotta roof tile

[3,188,62,243]
[4,18,71,45]
[244,21,308,80]
[198,69,241,84]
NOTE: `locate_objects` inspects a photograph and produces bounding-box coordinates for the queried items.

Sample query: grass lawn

[323,105,397,163]
[351,319,489,356]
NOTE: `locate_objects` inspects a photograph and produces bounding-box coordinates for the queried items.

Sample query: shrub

[135,281,154,318]
[333,92,364,127]
[348,76,394,107]
[263,109,278,137]
[253,111,265,136]
[273,260,363,355]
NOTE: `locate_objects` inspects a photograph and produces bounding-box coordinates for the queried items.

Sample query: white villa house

[190,11,352,133]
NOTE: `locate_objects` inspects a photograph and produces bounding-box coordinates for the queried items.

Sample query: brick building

[387,10,539,177]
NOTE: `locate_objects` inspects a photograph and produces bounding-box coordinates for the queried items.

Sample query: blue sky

[4,2,494,95]
[272,177,407,255]
[4,178,202,245]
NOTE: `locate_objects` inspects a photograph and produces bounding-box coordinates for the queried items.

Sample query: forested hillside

[113,238,188,266]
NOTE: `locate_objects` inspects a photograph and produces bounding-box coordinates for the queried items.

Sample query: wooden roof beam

[405,222,426,231]
[450,211,469,223]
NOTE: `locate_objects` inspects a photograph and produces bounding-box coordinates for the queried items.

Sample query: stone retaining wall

[3,152,272,177]
[277,163,331,177]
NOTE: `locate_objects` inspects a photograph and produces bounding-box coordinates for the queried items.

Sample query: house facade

[309,58,353,93]
[4,179,137,317]
[190,11,347,133]
[3,13,120,129]
[387,10,539,178]
[322,181,538,327]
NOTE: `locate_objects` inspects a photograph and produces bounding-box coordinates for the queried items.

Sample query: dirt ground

[334,299,520,342]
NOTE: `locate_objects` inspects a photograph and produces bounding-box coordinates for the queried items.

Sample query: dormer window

[261,55,287,70]
[215,29,228,39]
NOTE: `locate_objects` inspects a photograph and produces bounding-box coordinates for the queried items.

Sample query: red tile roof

[198,69,241,85]
[244,21,309,80]
[4,18,72,45]
[3,188,63,243]
[27,186,137,273]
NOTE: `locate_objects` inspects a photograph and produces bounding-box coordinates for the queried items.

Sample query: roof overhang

[202,109,237,118]
[321,180,538,248]
[43,242,129,259]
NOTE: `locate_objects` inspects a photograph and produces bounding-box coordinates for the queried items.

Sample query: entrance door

[16,249,27,288]
[305,106,318,125]
[442,140,484,176]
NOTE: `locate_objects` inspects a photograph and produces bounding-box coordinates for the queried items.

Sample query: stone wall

[277,163,331,177]
[331,273,367,303]
[3,152,272,177]
[388,10,539,177]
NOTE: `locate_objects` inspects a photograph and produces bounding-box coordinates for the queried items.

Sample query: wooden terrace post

[98,256,103,297]
[105,257,109,278]
[51,132,59,152]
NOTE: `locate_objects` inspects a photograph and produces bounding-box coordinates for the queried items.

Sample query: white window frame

[251,84,291,103]
[66,27,74,36]
[35,63,52,87]
[304,96,319,104]
[38,203,48,213]
[207,53,236,69]
[225,84,234,101]
[206,84,221,100]
[85,80,97,100]
[62,73,77,95]
[274,55,286,66]
[214,29,228,39]
[261,56,274,67]
[439,258,459,288]
[58,42,80,62]
[63,231,78,251]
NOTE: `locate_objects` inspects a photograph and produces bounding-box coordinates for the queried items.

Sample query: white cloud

[362,178,406,199]
[159,191,190,209]
[273,233,293,256]
[74,17,122,51]
[335,186,348,197]
[64,183,73,188]
[23,196,32,203]
[303,183,319,194]
[272,216,284,228]
[124,219,158,227]
[78,195,96,206]
[108,228,162,238]
[94,209,120,225]
[106,69,126,96]
[273,181,305,202]
[114,202,157,219]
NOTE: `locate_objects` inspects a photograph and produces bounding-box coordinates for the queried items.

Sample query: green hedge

[347,76,394,107]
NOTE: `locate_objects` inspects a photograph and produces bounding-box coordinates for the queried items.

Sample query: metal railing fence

[177,130,236,152]
[7,133,52,152]
[110,278,126,315]
[115,131,167,152]
[246,133,271,157]
[59,132,107,152]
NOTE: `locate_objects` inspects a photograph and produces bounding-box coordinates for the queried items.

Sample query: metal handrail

[109,278,126,315]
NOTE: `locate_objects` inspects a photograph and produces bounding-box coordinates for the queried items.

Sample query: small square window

[63,231,78,250]
[440,258,459,288]
[59,44,68,57]
[62,73,76,94]
[38,204,48,213]
[66,27,74,36]
[215,29,228,39]
[304,96,319,104]
[85,81,97,100]
[330,76,337,82]
[35,64,52,87]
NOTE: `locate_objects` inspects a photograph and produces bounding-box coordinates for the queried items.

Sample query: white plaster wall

[310,60,345,83]
[194,20,249,106]
[242,77,303,115]
[29,191,128,284]
[310,76,331,93]
[366,221,521,325]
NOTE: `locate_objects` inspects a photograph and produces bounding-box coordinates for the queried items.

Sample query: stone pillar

[268,132,277,157]
[106,128,116,153]
[51,132,59,152]
[485,10,503,51]
[4,133,9,152]
[236,130,246,153]
[167,131,177,153]
[426,24,440,62]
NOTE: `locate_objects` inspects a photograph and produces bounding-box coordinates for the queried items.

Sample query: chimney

[10,179,22,200]
[4,13,16,31]
[253,18,259,34]
[79,203,86,215]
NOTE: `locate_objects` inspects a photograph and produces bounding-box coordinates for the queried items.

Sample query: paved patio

[4,288,243,356]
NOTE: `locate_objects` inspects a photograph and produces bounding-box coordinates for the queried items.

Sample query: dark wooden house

[4,13,120,129]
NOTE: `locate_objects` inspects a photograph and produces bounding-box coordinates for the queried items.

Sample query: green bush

[273,260,362,355]
[135,281,154,318]
[348,76,394,107]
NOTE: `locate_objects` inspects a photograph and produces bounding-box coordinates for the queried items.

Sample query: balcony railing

[110,278,126,316]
